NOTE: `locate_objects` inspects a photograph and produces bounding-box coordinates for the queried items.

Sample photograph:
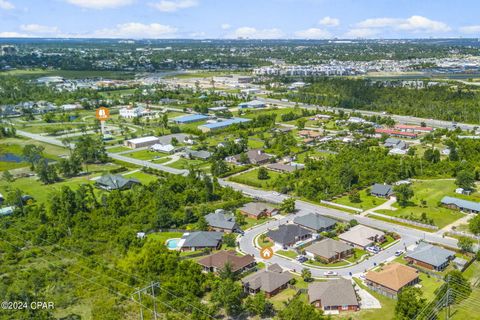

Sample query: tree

[2,170,14,182]
[455,169,476,191]
[211,160,229,177]
[244,292,274,317]
[280,198,295,213]
[22,144,44,170]
[257,167,270,180]
[458,236,473,253]
[278,296,325,320]
[296,118,306,129]
[349,219,359,227]
[301,268,312,282]
[211,279,244,316]
[443,270,471,304]
[469,214,480,235]
[393,184,414,207]
[35,159,58,184]
[348,190,361,203]
[395,287,426,320]
[223,233,236,248]
[218,262,236,281]
[239,153,249,164]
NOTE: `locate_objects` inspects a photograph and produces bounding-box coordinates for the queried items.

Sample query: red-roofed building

[375,128,417,139]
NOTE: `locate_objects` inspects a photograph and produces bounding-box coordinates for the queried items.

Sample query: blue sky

[1,0,480,39]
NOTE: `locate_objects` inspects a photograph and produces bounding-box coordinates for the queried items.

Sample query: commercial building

[172,114,210,124]
[124,136,159,149]
[198,117,251,132]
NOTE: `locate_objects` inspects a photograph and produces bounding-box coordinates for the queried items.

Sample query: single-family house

[440,196,480,214]
[184,149,212,160]
[241,264,293,297]
[266,224,312,249]
[405,243,455,271]
[370,183,394,198]
[266,162,303,173]
[293,213,337,233]
[238,202,279,220]
[205,209,240,233]
[197,250,255,274]
[228,149,272,165]
[308,279,360,312]
[338,225,385,249]
[365,263,419,298]
[304,238,354,263]
[179,231,223,252]
[95,174,140,191]
[384,138,407,150]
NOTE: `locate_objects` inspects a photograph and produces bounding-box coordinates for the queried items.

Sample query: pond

[0,153,25,163]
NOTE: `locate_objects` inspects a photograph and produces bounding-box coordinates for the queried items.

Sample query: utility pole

[132,282,160,320]
[445,275,450,320]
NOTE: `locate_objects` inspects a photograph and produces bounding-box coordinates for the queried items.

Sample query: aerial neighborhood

[1,34,480,320]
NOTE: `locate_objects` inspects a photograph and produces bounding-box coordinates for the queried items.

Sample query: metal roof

[441,196,480,212]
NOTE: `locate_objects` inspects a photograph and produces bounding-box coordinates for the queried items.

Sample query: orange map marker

[260,247,274,260]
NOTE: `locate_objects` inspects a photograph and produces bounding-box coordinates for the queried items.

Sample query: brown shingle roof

[366,263,419,292]
[197,250,255,273]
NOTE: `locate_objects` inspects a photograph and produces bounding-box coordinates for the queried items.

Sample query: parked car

[366,246,380,254]
[324,271,338,276]
[395,250,404,256]
[296,255,308,263]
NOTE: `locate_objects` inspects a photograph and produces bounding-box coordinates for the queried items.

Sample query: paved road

[259,97,477,131]
[17,129,461,277]
[219,180,458,277]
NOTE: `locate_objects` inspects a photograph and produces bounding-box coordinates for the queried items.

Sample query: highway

[258,97,478,131]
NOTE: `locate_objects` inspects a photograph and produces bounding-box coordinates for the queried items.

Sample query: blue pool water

[166,238,180,250]
[0,153,24,163]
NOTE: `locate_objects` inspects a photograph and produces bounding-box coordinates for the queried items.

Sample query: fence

[448,230,480,241]
[370,213,439,230]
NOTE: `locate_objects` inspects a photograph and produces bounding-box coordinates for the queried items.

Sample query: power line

[0,229,191,320]
[1,224,216,319]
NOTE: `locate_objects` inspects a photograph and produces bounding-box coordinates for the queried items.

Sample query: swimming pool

[166,238,181,250]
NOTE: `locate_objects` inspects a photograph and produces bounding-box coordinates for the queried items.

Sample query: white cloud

[0,0,14,10]
[150,0,198,12]
[344,28,380,38]
[221,23,231,30]
[356,15,450,33]
[460,25,480,34]
[229,27,283,39]
[90,22,177,38]
[20,24,60,34]
[0,32,30,37]
[295,28,331,39]
[66,0,133,9]
[318,16,339,27]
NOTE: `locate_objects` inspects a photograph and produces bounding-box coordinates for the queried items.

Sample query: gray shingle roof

[242,268,292,293]
[308,279,359,307]
[205,210,238,231]
[371,183,393,197]
[405,243,455,268]
[266,224,311,246]
[180,231,223,248]
[96,174,140,190]
[305,238,352,260]
[441,196,480,212]
[293,213,337,231]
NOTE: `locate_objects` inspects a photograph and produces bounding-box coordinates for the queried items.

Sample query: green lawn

[418,273,444,301]
[151,157,172,164]
[107,146,131,153]
[277,250,298,259]
[124,149,167,161]
[241,216,272,230]
[333,189,387,210]
[123,171,159,184]
[167,158,209,171]
[229,168,283,189]
[376,180,466,228]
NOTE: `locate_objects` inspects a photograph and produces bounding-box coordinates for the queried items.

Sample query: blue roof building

[198,118,251,132]
[173,114,210,124]
[441,196,480,213]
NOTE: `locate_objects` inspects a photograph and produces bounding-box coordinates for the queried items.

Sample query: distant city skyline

[1,0,480,39]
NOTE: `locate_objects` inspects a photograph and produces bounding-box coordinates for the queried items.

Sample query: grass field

[167,158,210,171]
[123,171,159,184]
[333,189,387,210]
[0,68,135,79]
[376,180,466,228]
[229,168,283,189]
[107,146,131,153]
[277,250,298,259]
[148,232,184,245]
[123,149,166,161]
[348,278,396,320]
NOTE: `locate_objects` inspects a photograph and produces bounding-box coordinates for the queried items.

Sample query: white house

[119,106,150,118]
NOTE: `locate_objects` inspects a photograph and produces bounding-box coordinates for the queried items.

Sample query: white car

[323,271,338,276]
[395,250,404,256]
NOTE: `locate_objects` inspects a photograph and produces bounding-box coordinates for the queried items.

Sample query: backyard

[229,168,283,189]
[375,180,467,228]
[333,189,388,211]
